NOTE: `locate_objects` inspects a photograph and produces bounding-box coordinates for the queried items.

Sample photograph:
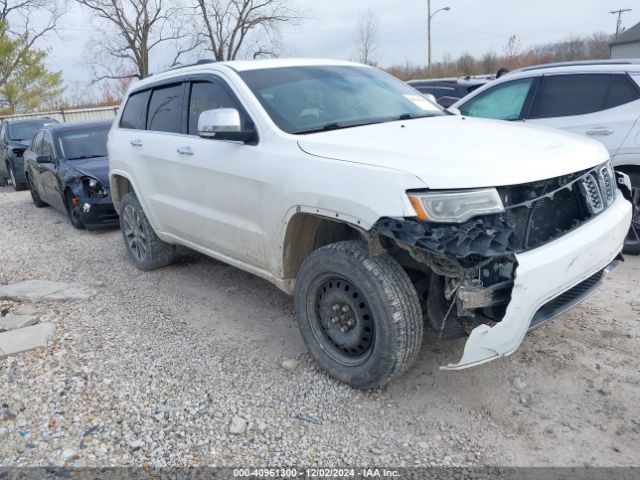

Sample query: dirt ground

[1,185,639,467]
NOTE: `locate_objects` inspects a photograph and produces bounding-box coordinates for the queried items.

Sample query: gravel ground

[0,186,639,468]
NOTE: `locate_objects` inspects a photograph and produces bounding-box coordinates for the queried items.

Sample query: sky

[43,0,639,97]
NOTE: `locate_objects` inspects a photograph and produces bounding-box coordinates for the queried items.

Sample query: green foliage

[0,20,64,115]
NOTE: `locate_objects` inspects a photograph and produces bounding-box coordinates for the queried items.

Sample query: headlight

[82,177,108,198]
[407,188,505,223]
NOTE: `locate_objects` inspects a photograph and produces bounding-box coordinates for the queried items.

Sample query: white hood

[297,116,609,189]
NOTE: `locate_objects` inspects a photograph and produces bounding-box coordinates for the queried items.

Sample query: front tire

[623,172,640,255]
[120,192,175,271]
[294,240,424,390]
[65,191,85,230]
[8,163,26,191]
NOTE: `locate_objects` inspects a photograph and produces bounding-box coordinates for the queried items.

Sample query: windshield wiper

[294,119,387,135]
[68,154,105,160]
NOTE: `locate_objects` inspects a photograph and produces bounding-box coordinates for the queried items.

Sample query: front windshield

[57,125,109,160]
[8,120,55,141]
[239,66,443,134]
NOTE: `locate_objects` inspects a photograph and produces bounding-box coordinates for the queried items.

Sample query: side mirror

[198,108,255,143]
[36,155,52,164]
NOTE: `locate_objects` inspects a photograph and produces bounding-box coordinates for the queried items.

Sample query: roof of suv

[134,58,368,91]
[513,59,640,75]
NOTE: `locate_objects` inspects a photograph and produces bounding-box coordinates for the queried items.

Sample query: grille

[528,269,605,330]
[498,163,615,252]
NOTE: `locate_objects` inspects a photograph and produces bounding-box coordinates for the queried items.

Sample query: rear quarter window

[119,90,151,130]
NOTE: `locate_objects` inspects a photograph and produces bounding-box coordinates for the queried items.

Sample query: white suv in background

[108,59,632,389]
[451,60,640,253]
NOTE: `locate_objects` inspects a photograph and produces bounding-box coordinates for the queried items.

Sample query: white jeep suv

[108,59,632,389]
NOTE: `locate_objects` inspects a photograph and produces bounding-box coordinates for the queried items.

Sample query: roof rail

[150,59,217,76]
[518,59,640,72]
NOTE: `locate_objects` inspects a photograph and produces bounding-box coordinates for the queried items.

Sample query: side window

[459,78,534,120]
[32,132,44,154]
[188,81,243,135]
[529,74,614,119]
[41,132,55,158]
[147,84,183,133]
[605,74,640,110]
[119,90,151,130]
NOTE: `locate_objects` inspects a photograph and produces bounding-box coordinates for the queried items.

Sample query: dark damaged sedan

[24,120,119,230]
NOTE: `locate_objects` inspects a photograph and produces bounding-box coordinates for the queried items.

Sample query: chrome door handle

[130,139,143,147]
[177,146,194,155]
[586,128,613,136]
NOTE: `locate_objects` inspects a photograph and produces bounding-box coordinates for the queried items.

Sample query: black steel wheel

[623,173,640,255]
[294,240,423,390]
[309,275,376,367]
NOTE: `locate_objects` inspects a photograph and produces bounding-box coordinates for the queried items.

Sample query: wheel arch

[109,172,135,213]
[281,212,371,280]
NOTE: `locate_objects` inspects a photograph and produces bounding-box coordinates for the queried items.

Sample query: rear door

[526,73,640,156]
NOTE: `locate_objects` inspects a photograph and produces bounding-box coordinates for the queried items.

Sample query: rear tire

[623,172,640,256]
[120,192,175,271]
[294,240,423,390]
[27,173,47,208]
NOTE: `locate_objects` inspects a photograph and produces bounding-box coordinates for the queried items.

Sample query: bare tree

[75,0,199,81]
[193,0,299,61]
[0,0,64,87]
[353,9,379,66]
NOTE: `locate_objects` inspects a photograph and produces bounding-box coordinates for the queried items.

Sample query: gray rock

[280,358,299,371]
[0,323,56,358]
[130,439,144,451]
[0,280,96,302]
[61,448,76,462]
[509,376,527,391]
[229,416,248,435]
[13,305,37,316]
[0,313,39,332]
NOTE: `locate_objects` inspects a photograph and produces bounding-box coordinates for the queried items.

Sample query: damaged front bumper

[75,195,120,230]
[443,194,631,370]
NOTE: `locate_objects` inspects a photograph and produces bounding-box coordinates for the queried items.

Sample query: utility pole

[427,0,451,73]
[610,8,632,36]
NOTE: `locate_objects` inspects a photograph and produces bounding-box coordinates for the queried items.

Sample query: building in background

[610,22,640,59]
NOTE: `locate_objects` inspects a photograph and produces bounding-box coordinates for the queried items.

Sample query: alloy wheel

[122,204,148,261]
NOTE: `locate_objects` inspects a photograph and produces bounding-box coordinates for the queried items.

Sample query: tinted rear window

[530,74,639,119]
[120,90,150,130]
[147,85,183,133]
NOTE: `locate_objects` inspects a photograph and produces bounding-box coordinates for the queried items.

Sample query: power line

[610,8,632,36]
